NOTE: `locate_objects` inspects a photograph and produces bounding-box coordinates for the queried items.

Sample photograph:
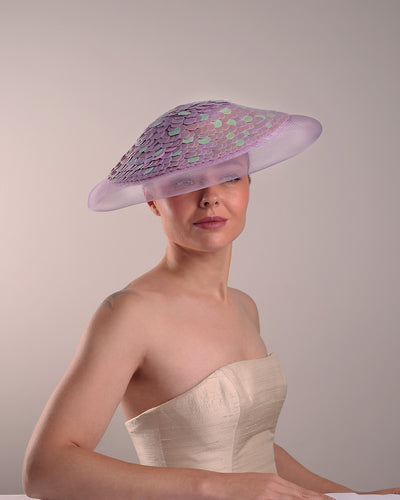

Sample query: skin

[22,154,399,499]
[121,167,265,419]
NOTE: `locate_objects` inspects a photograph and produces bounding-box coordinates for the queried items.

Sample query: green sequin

[236,139,245,146]
[212,120,222,128]
[242,115,253,122]
[201,114,209,121]
[243,130,250,137]
[226,132,235,140]
[220,107,231,114]
[266,122,272,128]
[255,114,266,119]
[171,150,182,157]
[188,156,199,163]
[144,166,154,174]
[152,148,163,157]
[151,121,163,127]
[139,146,147,153]
[183,137,194,143]
[227,119,236,126]
[168,127,180,136]
[178,110,191,116]
[198,137,211,145]
[267,112,275,118]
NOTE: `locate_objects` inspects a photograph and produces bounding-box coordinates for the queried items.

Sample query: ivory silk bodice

[125,353,287,473]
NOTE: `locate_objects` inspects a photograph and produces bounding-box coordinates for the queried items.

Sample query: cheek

[235,192,250,229]
[158,200,192,239]
[159,195,192,215]
[236,187,250,213]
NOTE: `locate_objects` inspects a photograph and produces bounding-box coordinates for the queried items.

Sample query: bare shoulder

[83,287,155,360]
[93,288,145,329]
[99,287,144,311]
[98,272,165,313]
[91,271,169,336]
[229,288,260,332]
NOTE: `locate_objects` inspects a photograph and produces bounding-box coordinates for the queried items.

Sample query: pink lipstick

[193,216,227,229]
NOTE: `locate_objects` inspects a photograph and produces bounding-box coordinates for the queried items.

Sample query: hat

[88,100,322,211]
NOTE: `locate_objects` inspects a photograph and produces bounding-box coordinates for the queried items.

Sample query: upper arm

[27,291,147,454]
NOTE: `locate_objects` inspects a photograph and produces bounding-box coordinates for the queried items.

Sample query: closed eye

[221,175,241,184]
[173,177,195,187]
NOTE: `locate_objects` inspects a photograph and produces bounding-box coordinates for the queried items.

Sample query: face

[147,154,250,253]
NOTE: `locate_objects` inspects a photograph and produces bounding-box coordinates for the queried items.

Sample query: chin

[192,228,245,252]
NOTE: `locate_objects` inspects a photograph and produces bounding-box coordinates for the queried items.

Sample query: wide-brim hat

[88,100,322,211]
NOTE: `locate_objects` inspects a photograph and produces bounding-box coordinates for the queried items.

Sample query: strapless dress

[125,352,287,473]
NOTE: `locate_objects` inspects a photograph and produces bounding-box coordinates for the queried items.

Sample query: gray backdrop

[1,0,399,494]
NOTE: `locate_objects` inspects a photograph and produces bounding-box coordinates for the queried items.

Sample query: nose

[199,185,220,208]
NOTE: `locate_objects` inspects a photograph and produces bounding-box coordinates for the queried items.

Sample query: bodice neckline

[125,352,275,423]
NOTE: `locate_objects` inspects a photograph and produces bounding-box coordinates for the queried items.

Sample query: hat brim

[88,114,321,211]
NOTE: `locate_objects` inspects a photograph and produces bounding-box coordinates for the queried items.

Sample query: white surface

[1,497,30,499]
[1,495,399,499]
[330,496,398,500]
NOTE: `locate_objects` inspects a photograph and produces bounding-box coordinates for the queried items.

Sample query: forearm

[23,444,214,500]
[274,444,354,493]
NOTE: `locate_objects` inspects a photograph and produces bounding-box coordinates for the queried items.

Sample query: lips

[193,216,228,229]
[194,216,227,224]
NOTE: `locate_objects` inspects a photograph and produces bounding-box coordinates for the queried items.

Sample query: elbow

[23,441,78,498]
[22,446,55,499]
[22,456,44,498]
[23,480,40,499]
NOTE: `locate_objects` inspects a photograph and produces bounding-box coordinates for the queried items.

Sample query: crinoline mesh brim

[88,111,321,211]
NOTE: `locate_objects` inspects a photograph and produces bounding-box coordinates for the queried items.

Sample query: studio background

[1,0,399,494]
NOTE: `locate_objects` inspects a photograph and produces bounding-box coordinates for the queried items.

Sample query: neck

[156,242,232,302]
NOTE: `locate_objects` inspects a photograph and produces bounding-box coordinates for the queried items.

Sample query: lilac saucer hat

[88,100,322,211]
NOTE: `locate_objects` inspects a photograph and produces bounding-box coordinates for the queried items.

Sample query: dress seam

[220,369,241,473]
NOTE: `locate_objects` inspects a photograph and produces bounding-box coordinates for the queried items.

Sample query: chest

[121,299,267,418]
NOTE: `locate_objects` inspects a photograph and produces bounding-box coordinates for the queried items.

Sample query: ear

[147,200,161,216]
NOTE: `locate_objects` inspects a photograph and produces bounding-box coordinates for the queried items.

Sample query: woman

[23,100,399,499]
